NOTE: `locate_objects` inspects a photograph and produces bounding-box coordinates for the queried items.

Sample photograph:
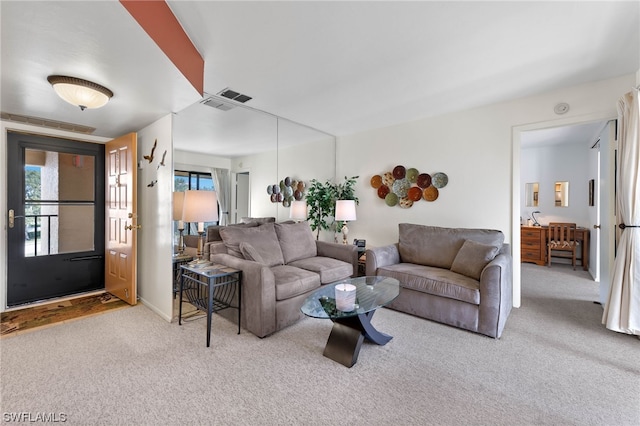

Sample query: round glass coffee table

[300,276,399,367]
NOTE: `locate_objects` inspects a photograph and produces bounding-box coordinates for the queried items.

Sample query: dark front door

[7,131,105,307]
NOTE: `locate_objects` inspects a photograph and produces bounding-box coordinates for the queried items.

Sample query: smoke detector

[554,102,570,115]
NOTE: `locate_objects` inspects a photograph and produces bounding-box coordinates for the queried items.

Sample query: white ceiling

[1,1,638,156]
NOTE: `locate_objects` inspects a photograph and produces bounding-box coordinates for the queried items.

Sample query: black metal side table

[172,254,193,298]
[179,263,242,347]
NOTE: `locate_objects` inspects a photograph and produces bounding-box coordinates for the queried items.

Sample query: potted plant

[306,176,358,240]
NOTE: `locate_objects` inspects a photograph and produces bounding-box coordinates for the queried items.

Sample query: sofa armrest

[204,241,227,261]
[478,253,513,338]
[316,241,359,277]
[365,244,400,276]
[210,253,277,338]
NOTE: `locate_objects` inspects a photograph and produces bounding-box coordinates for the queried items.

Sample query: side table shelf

[179,263,242,347]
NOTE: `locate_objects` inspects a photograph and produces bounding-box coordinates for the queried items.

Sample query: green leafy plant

[306,176,359,240]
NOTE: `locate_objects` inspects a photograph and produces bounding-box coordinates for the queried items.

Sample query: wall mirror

[173,96,335,225]
[525,182,539,207]
[554,181,569,207]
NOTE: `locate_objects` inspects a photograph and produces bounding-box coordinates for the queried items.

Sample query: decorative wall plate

[423,186,439,201]
[416,173,432,189]
[432,172,448,188]
[392,165,406,179]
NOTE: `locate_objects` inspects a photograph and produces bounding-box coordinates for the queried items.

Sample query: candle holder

[335,283,357,311]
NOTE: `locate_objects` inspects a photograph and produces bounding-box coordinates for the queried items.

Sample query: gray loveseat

[209,221,358,338]
[365,223,512,338]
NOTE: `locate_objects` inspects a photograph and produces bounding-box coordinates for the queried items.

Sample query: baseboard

[138,297,172,322]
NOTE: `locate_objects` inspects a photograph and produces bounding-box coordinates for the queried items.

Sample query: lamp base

[341,223,349,245]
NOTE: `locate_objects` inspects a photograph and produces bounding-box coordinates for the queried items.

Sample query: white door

[597,121,617,305]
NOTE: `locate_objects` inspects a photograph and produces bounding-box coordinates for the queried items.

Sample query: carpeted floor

[1,264,638,425]
[0,293,129,337]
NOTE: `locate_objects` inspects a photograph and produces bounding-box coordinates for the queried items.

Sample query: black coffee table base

[323,309,392,367]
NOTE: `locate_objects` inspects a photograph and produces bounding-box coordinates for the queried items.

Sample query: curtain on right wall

[602,87,640,336]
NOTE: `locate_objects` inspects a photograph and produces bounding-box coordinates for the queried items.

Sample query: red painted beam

[120,0,204,96]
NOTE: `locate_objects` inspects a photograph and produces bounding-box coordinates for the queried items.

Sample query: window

[174,170,217,236]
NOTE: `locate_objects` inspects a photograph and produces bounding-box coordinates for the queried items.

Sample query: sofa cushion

[271,265,320,301]
[450,239,499,280]
[398,223,504,269]
[219,223,285,267]
[241,216,276,225]
[378,263,480,305]
[206,221,258,242]
[239,242,266,264]
[288,257,353,284]
[274,221,317,264]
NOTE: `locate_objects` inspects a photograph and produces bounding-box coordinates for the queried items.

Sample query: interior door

[235,172,249,223]
[597,121,617,305]
[105,133,138,305]
[6,132,105,306]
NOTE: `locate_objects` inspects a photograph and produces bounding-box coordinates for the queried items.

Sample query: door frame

[511,111,616,308]
[0,122,110,312]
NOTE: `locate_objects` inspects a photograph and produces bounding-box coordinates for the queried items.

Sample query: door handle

[8,209,14,228]
[593,224,601,229]
[125,224,142,231]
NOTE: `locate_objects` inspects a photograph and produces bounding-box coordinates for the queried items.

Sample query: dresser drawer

[521,249,541,260]
[521,229,541,240]
[521,240,541,250]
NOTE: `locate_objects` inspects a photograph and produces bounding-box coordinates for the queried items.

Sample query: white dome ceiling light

[47,75,113,110]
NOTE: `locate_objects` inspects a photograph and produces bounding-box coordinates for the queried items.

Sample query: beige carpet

[1,263,638,425]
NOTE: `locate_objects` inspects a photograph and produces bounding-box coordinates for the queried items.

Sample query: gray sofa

[365,223,512,338]
[209,221,358,338]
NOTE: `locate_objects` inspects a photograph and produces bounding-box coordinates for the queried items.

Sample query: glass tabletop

[300,276,399,319]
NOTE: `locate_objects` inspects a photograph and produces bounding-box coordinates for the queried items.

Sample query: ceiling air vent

[200,97,235,111]
[217,88,252,103]
[0,112,96,134]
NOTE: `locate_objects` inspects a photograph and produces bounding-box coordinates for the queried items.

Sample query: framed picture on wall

[589,179,595,206]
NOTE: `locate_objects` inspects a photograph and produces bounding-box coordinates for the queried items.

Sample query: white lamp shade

[172,191,185,221]
[181,190,219,223]
[335,200,357,221]
[290,200,308,220]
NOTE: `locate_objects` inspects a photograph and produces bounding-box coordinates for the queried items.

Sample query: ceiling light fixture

[47,75,113,111]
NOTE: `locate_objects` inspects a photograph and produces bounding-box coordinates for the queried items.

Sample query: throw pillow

[219,223,285,267]
[239,242,266,264]
[274,221,317,264]
[450,239,500,280]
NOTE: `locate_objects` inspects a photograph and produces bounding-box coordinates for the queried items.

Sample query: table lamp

[181,190,219,259]
[172,191,185,254]
[335,200,357,245]
[290,200,308,222]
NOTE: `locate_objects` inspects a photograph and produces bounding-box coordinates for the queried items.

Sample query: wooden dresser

[521,225,590,270]
[521,226,546,266]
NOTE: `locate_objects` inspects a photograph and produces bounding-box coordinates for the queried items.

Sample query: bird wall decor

[144,139,157,163]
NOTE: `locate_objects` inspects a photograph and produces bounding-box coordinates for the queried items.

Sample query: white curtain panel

[211,168,230,226]
[602,88,640,335]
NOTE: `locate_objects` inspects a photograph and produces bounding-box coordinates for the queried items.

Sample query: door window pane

[24,149,96,257]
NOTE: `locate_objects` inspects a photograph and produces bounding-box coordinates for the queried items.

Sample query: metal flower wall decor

[371,165,448,208]
[267,176,306,207]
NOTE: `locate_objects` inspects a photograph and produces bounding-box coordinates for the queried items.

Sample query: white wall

[136,114,174,321]
[520,142,591,227]
[336,73,635,307]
